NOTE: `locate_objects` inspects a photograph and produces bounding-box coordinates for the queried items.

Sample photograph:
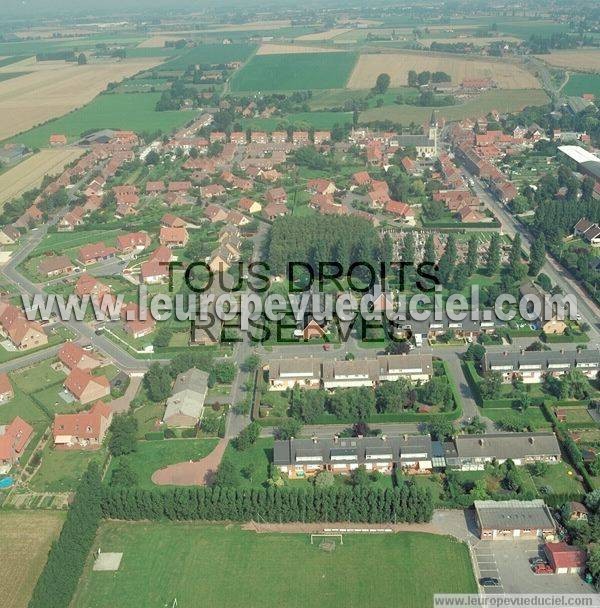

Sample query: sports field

[12,92,193,149]
[0,511,65,608]
[0,57,161,141]
[73,523,476,608]
[230,52,357,91]
[0,148,83,208]
[348,52,540,89]
[563,73,600,99]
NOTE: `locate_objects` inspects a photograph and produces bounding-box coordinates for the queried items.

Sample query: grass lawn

[132,402,165,438]
[527,462,586,495]
[108,439,219,489]
[10,358,65,393]
[0,511,66,608]
[223,437,273,487]
[73,522,476,608]
[484,406,553,431]
[12,92,194,149]
[33,229,122,256]
[231,52,358,92]
[240,110,354,131]
[29,446,107,493]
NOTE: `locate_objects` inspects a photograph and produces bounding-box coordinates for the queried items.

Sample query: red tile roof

[53,401,112,441]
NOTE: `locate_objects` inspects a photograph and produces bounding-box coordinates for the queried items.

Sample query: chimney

[503,351,507,357]
[333,435,339,444]
[560,348,565,355]
[479,438,484,446]
[529,436,535,444]
[403,434,408,441]
[520,348,524,355]
[311,435,318,444]
[381,435,387,441]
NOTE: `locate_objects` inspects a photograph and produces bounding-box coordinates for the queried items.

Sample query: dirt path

[151,438,228,486]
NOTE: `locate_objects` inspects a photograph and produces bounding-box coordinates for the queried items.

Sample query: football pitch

[73,522,477,608]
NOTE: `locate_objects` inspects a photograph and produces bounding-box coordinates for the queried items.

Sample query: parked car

[479,577,500,587]
[529,557,546,566]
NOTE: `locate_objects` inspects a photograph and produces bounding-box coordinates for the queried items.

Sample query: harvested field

[0,148,84,208]
[421,36,521,45]
[0,511,65,608]
[0,58,162,141]
[295,28,353,41]
[536,50,600,72]
[256,43,344,55]
[347,52,540,89]
[137,35,189,48]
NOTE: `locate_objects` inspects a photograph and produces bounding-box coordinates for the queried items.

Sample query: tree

[152,326,173,348]
[418,377,453,409]
[275,418,302,440]
[376,378,411,413]
[144,363,172,402]
[235,421,261,451]
[486,233,501,276]
[386,340,411,355]
[408,70,418,87]
[463,415,486,434]
[241,462,257,483]
[110,458,138,487]
[479,371,502,399]
[530,461,549,477]
[77,52,87,65]
[438,235,457,285]
[213,458,240,487]
[464,343,486,363]
[589,455,600,477]
[314,470,335,487]
[243,354,261,372]
[108,413,138,457]
[373,73,391,94]
[528,233,546,276]
[350,465,370,487]
[427,416,455,441]
[466,235,478,276]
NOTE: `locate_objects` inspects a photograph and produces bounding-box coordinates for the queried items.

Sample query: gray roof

[268,358,320,382]
[486,350,600,372]
[454,432,560,460]
[273,435,432,467]
[163,368,209,423]
[474,499,555,531]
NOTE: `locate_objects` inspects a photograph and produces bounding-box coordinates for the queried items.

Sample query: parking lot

[472,538,594,594]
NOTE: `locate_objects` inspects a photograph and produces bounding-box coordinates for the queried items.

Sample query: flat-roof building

[474,499,556,540]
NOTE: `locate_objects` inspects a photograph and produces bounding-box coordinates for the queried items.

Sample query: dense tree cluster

[28,464,103,608]
[101,482,433,524]
[267,215,381,277]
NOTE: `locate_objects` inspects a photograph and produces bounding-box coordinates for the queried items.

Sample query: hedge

[28,464,102,608]
[144,431,165,441]
[101,482,434,524]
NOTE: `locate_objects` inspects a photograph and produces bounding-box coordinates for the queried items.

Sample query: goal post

[310,533,343,546]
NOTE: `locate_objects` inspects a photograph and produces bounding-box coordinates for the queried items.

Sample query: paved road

[470,173,600,343]
[1,218,163,372]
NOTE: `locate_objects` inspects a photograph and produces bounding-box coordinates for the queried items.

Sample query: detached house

[64,368,110,405]
[77,242,117,265]
[265,187,287,205]
[0,417,33,472]
[0,301,47,351]
[238,197,261,214]
[159,226,189,248]
[58,342,102,372]
[307,178,336,196]
[574,218,600,247]
[39,255,74,277]
[163,368,209,427]
[116,231,151,254]
[53,401,113,448]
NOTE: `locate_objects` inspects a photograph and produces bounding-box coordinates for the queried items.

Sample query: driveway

[110,374,142,413]
[471,538,594,594]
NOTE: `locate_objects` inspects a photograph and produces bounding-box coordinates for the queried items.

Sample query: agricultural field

[563,73,600,99]
[256,43,344,55]
[240,110,354,131]
[295,28,354,41]
[157,43,257,71]
[73,523,477,608]
[12,92,193,149]
[359,88,549,125]
[0,148,83,209]
[0,57,162,142]
[0,511,66,608]
[230,52,358,92]
[536,50,600,71]
[347,52,540,90]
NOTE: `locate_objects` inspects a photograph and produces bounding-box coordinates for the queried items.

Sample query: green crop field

[158,43,257,70]
[360,88,549,125]
[73,523,476,608]
[563,73,600,99]
[11,93,193,148]
[240,110,353,131]
[230,52,358,92]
